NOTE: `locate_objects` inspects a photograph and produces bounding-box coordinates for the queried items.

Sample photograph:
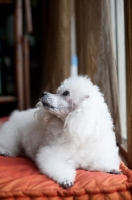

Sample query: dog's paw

[59,180,73,189]
[0,150,11,157]
[108,169,122,174]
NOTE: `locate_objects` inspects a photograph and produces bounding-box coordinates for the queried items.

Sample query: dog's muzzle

[40,92,54,109]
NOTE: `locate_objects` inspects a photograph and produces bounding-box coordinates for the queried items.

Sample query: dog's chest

[21,121,63,160]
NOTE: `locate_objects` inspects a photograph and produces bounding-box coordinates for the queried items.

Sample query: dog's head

[37,75,112,140]
[40,76,96,121]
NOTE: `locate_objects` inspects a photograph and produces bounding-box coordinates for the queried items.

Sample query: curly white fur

[0,75,120,188]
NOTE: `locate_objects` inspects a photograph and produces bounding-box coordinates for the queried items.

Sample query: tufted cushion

[0,117,132,200]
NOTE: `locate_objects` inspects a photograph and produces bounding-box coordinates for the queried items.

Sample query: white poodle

[0,75,121,188]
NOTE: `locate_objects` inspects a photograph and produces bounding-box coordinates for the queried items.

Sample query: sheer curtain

[75,0,121,143]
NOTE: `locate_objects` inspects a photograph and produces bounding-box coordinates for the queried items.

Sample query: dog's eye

[62,91,70,96]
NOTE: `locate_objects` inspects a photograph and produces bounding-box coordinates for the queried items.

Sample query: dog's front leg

[36,146,76,189]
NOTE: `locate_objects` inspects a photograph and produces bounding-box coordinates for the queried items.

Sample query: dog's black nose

[40,92,48,98]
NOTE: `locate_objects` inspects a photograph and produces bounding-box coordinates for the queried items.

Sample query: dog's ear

[63,97,110,143]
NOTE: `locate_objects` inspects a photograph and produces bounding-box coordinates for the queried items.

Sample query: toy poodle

[0,75,121,189]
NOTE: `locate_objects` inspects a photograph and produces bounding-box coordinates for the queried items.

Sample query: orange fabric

[0,157,131,200]
[0,117,131,200]
[0,116,8,124]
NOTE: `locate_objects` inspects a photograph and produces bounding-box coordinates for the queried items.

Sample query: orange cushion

[0,117,132,200]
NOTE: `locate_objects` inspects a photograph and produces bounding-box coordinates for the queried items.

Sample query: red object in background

[0,116,9,125]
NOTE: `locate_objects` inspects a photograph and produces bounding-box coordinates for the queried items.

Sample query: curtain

[75,0,121,144]
[40,0,121,144]
[41,0,71,93]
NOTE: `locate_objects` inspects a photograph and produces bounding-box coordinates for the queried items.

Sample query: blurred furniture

[0,0,32,116]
